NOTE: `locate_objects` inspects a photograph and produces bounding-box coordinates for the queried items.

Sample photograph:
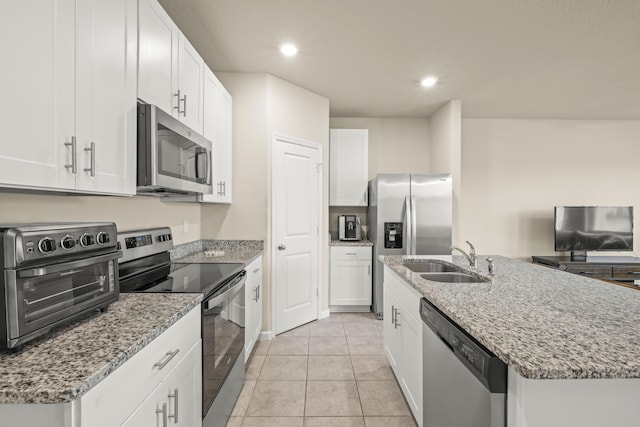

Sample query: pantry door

[272,135,321,335]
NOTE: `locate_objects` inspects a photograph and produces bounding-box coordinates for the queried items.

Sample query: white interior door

[273,135,321,335]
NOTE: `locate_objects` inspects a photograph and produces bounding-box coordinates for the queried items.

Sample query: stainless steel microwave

[136,102,212,196]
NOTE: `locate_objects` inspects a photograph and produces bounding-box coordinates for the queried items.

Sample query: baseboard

[329,305,371,313]
[258,330,273,341]
[319,309,331,319]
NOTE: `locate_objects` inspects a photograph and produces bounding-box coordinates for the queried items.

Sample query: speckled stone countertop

[381,255,640,380]
[0,293,202,404]
[172,239,263,264]
[329,239,373,247]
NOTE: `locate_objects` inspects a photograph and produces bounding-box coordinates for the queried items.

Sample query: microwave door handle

[195,148,208,182]
[16,252,122,278]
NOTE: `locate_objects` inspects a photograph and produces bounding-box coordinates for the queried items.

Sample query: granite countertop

[175,248,262,264]
[172,239,263,265]
[381,255,640,380]
[0,293,202,404]
[330,239,374,247]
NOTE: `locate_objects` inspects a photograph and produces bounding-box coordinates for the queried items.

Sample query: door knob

[278,244,286,250]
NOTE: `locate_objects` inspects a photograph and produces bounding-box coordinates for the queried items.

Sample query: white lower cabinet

[330,246,372,310]
[383,266,423,426]
[0,306,202,427]
[121,340,202,427]
[245,255,263,361]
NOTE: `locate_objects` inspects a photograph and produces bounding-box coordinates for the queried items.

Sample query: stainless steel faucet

[450,240,477,268]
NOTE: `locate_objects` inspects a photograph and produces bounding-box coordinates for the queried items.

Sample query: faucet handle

[486,257,494,275]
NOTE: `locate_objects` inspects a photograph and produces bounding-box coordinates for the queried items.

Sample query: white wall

[205,72,330,333]
[0,192,201,244]
[429,100,462,244]
[461,119,640,259]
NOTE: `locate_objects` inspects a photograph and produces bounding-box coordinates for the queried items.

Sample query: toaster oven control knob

[96,232,110,245]
[80,233,94,247]
[38,237,56,254]
[61,235,76,250]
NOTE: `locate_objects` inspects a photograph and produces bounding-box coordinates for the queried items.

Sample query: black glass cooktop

[121,262,244,298]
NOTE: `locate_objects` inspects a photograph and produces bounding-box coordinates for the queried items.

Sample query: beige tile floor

[229,312,417,427]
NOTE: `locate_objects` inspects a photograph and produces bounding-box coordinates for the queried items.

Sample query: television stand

[532,255,640,282]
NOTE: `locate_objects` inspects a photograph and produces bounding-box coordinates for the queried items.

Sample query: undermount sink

[402,261,458,273]
[419,272,491,283]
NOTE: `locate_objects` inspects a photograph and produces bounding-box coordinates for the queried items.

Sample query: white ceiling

[159,0,640,119]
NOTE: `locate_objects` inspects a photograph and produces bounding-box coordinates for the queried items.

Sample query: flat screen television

[554,206,633,260]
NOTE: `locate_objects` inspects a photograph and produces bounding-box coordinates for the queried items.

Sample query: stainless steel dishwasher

[420,298,507,427]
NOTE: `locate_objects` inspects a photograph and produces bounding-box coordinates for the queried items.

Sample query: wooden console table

[532,255,640,285]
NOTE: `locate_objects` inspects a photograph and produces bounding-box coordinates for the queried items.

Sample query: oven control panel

[117,227,173,264]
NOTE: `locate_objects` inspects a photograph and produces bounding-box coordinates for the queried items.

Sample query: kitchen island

[381,255,640,427]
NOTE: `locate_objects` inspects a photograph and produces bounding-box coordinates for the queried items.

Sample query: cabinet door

[399,305,423,424]
[215,85,233,203]
[329,129,368,206]
[177,33,204,133]
[138,0,179,114]
[245,256,263,360]
[330,259,372,305]
[121,341,202,427]
[76,0,136,195]
[383,286,401,374]
[202,67,234,204]
[0,0,76,191]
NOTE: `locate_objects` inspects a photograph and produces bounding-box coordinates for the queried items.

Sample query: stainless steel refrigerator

[368,174,452,318]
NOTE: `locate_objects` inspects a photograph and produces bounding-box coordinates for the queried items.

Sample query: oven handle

[16,252,122,278]
[203,271,246,311]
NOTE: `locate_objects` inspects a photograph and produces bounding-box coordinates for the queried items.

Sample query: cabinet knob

[278,244,286,250]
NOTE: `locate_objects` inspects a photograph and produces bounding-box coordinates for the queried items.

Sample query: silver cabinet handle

[173,90,182,113]
[253,286,259,302]
[168,388,179,423]
[222,181,226,196]
[253,268,260,274]
[391,305,396,325]
[156,403,168,427]
[153,349,180,370]
[345,252,357,255]
[64,136,77,174]
[257,285,260,300]
[84,142,95,177]
[278,244,286,250]
[394,307,400,329]
[182,94,187,117]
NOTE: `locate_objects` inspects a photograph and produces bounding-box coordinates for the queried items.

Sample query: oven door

[202,271,245,421]
[5,252,120,347]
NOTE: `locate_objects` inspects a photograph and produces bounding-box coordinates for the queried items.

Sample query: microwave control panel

[384,222,403,249]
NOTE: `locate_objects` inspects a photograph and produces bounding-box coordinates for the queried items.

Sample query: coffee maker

[338,215,362,241]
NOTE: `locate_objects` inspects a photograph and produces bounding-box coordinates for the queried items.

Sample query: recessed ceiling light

[420,76,438,88]
[280,43,298,57]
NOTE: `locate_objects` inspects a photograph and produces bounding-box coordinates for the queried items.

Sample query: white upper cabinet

[177,34,205,134]
[138,0,204,134]
[75,0,137,194]
[0,0,136,195]
[137,0,179,114]
[330,129,369,206]
[199,67,233,203]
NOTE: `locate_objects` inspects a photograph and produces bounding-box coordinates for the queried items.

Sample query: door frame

[270,133,323,335]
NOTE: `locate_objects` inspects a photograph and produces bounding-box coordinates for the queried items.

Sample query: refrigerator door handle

[411,196,417,255]
[404,196,412,255]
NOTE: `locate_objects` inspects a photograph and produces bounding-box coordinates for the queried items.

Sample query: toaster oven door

[5,252,120,347]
